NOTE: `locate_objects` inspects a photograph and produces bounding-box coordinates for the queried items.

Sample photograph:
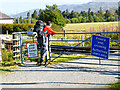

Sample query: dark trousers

[37,36,47,63]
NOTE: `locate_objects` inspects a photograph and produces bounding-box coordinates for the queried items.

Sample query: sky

[0,0,119,15]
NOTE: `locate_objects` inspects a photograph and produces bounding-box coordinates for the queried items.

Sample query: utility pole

[29,10,31,23]
[18,18,19,24]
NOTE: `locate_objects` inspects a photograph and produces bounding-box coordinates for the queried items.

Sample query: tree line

[14,4,120,28]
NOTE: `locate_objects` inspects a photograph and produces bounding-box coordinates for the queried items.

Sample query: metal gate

[12,31,120,64]
[48,32,120,64]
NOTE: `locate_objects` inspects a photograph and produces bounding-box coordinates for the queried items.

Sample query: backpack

[33,20,46,37]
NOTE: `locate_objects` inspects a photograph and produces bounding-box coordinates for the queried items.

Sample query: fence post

[48,34,51,60]
[81,35,84,47]
[19,33,23,63]
[99,57,101,64]
[64,30,66,40]
[12,33,16,60]
[0,37,2,62]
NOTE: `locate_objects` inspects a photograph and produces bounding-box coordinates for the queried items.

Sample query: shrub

[1,23,35,34]
[51,23,62,32]
[1,49,13,62]
[1,22,62,33]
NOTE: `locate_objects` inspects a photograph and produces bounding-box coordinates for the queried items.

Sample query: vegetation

[107,80,120,89]
[39,4,65,28]
[62,7,119,23]
[0,65,18,72]
[1,22,62,34]
[0,49,20,72]
[14,5,119,29]
[1,49,19,66]
[1,23,34,34]
[51,22,119,47]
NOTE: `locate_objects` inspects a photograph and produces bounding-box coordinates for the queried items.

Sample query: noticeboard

[26,42,38,58]
[91,35,110,59]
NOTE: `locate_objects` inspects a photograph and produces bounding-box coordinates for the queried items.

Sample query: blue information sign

[91,35,110,59]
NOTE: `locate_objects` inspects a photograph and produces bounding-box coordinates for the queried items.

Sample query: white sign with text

[26,42,38,58]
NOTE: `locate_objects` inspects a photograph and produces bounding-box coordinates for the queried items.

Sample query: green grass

[52,22,119,47]
[0,65,18,72]
[107,80,120,89]
[49,53,87,64]
[63,22,118,32]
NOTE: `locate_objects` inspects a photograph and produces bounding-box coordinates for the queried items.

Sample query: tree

[94,15,100,22]
[89,15,94,22]
[88,8,91,16]
[78,16,83,23]
[71,18,79,23]
[32,10,38,19]
[104,10,111,20]
[69,10,79,19]
[39,4,65,27]
[81,17,86,23]
[118,6,120,20]
[27,12,30,19]
[81,11,88,17]
[99,7,103,16]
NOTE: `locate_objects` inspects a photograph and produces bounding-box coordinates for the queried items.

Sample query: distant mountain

[11,9,40,19]
[11,2,118,18]
[58,2,118,12]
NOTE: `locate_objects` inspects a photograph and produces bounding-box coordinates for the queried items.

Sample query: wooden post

[64,30,66,40]
[0,37,2,62]
[12,33,16,60]
[81,35,84,47]
[6,30,8,35]
[99,57,101,65]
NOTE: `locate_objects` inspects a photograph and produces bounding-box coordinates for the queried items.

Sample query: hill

[58,2,118,12]
[11,2,118,18]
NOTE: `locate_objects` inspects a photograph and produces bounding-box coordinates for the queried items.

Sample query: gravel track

[0,57,119,88]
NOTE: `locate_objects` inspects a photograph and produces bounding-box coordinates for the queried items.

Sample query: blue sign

[91,35,110,59]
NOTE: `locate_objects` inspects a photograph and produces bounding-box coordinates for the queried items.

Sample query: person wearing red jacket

[43,21,56,38]
[40,21,56,65]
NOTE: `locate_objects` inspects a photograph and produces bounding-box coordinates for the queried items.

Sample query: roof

[0,12,14,20]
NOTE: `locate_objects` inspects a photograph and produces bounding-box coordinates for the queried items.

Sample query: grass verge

[107,80,120,90]
[0,65,18,72]
[49,53,87,64]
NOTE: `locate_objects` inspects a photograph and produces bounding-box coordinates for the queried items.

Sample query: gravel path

[0,57,119,88]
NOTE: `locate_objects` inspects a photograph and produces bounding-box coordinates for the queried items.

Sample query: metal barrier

[48,32,120,64]
[12,32,37,63]
[12,32,50,64]
[12,31,120,64]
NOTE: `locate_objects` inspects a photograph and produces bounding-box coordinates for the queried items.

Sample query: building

[0,12,14,24]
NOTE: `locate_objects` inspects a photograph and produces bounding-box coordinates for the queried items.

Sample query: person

[39,21,56,65]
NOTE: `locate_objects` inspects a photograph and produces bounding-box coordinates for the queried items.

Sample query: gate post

[19,33,23,63]
[48,34,51,60]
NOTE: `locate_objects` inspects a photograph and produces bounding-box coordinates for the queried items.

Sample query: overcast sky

[0,0,119,15]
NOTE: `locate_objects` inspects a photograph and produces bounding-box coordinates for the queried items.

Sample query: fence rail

[12,31,120,64]
[49,31,120,63]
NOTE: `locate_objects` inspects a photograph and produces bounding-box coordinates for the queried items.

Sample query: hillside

[11,2,118,18]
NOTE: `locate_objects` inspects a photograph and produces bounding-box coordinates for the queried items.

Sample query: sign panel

[91,35,110,59]
[26,42,38,58]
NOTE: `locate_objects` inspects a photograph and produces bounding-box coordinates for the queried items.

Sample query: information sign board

[26,42,38,58]
[91,35,110,59]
